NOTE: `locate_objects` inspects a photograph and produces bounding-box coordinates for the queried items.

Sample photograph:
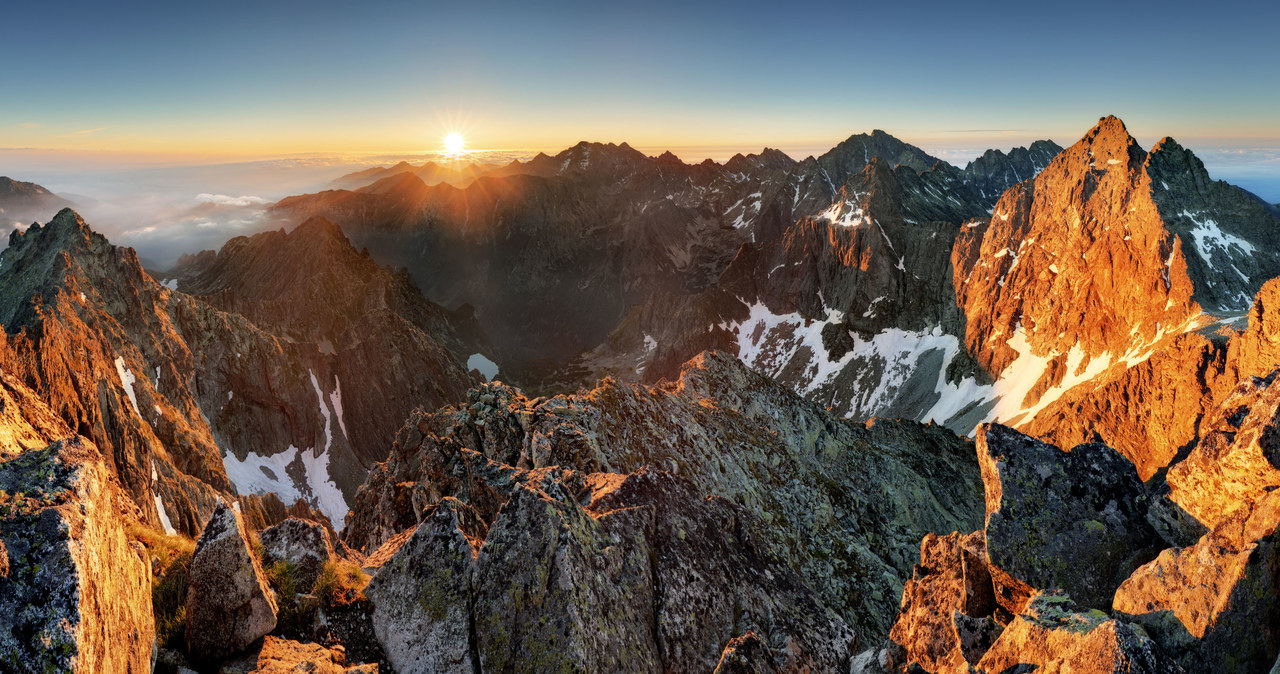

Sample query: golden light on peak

[444,132,465,154]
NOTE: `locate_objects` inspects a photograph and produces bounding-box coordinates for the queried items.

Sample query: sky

[3,0,1278,158]
[1,0,1278,264]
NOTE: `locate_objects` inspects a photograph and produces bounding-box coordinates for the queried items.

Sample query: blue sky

[3,0,1277,158]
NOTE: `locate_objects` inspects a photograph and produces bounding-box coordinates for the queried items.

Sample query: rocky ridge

[344,350,985,650]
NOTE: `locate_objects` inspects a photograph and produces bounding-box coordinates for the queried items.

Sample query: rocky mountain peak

[357,171,429,199]
[7,207,95,251]
[815,130,945,190]
[1073,114,1143,168]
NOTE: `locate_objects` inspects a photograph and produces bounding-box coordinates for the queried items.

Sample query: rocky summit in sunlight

[3,114,1280,672]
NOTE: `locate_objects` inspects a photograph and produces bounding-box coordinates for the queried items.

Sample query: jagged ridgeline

[1,114,1280,671]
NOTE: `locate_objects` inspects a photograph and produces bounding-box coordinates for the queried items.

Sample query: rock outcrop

[0,437,154,673]
[361,459,856,672]
[1165,371,1280,530]
[887,532,998,673]
[346,351,984,644]
[976,424,1159,611]
[1114,491,1280,672]
[185,501,278,662]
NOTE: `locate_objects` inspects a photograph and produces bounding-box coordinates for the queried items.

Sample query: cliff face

[575,157,990,430]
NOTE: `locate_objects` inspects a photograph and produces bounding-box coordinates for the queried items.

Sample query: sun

[444,132,465,154]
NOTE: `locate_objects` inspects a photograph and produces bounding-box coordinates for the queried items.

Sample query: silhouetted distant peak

[359,171,429,197]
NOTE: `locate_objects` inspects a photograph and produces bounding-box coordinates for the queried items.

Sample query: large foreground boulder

[976,424,1160,610]
[186,501,279,662]
[0,438,154,673]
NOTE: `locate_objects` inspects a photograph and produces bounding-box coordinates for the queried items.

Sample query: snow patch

[162,279,178,291]
[221,445,349,531]
[731,301,989,426]
[1181,210,1256,263]
[329,376,347,440]
[114,357,140,416]
[151,460,177,536]
[309,370,333,455]
[817,200,868,228]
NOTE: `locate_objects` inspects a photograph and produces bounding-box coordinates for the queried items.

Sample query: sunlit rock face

[346,350,984,651]
[0,437,154,674]
[975,592,1182,674]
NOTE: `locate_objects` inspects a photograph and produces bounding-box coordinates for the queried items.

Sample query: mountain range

[3,116,1280,672]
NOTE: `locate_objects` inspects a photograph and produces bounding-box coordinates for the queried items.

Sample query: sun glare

[444,132,465,154]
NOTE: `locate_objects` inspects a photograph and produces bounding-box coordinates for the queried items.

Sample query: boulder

[976,423,1160,610]
[0,437,154,673]
[888,531,998,673]
[1113,491,1280,671]
[185,500,278,662]
[259,517,336,586]
[364,498,485,673]
[977,592,1182,673]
